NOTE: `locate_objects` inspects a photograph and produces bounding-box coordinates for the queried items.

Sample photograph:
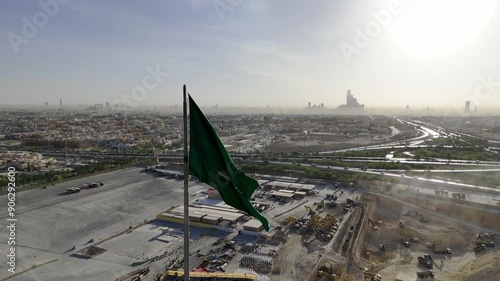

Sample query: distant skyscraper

[406,105,409,111]
[338,90,364,110]
[465,101,471,112]
[60,98,62,107]
[45,101,48,107]
[308,102,311,108]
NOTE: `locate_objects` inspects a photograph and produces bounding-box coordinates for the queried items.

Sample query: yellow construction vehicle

[284,216,297,225]
[307,215,321,230]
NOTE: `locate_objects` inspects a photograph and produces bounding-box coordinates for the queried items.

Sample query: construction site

[3,167,499,281]
[351,192,500,281]
[138,172,364,281]
[127,170,500,281]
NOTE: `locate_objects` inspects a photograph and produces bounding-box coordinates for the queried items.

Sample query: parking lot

[0,167,205,281]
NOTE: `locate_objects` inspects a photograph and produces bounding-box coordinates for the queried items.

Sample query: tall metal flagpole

[183,84,190,281]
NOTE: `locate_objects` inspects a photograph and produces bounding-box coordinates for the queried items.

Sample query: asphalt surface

[0,167,205,281]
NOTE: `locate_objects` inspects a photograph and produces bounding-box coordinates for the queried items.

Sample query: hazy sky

[1,0,499,108]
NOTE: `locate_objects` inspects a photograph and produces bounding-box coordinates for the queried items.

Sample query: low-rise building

[243,219,264,232]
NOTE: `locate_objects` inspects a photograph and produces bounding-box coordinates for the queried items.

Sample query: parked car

[66,187,81,194]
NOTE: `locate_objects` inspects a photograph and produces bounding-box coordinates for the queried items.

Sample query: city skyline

[1,0,499,108]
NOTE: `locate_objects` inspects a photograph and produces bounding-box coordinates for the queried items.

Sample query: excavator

[451,192,466,199]
[305,205,317,216]
[407,210,428,223]
[401,237,410,248]
[476,233,496,248]
[474,244,486,253]
[417,254,433,268]
[368,218,379,231]
[346,198,357,206]
[416,270,434,279]
[364,272,382,281]
[427,242,451,254]
[318,200,325,209]
[316,270,337,280]
[316,263,338,280]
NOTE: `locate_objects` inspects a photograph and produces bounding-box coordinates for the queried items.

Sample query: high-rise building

[305,101,325,111]
[465,101,471,112]
[60,98,63,107]
[338,90,364,110]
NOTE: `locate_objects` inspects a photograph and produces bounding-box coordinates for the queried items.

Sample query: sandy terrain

[359,195,500,281]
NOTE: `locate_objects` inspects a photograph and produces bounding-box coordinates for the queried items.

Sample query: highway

[269,160,500,194]
[28,119,499,169]
[14,119,500,198]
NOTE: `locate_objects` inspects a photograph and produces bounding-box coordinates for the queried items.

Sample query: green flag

[188,95,269,231]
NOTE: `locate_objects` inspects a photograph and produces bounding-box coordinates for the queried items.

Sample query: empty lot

[0,167,205,281]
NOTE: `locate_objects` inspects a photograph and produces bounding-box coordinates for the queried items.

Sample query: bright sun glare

[388,0,497,57]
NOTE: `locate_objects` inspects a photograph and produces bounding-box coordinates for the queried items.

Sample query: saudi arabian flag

[188,95,270,231]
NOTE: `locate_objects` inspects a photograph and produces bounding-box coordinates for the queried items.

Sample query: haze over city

[2,1,500,281]
[1,0,499,109]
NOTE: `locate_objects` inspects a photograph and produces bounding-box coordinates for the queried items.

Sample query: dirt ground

[313,254,355,281]
[454,251,500,281]
[272,233,323,281]
[271,203,350,281]
[359,195,500,281]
